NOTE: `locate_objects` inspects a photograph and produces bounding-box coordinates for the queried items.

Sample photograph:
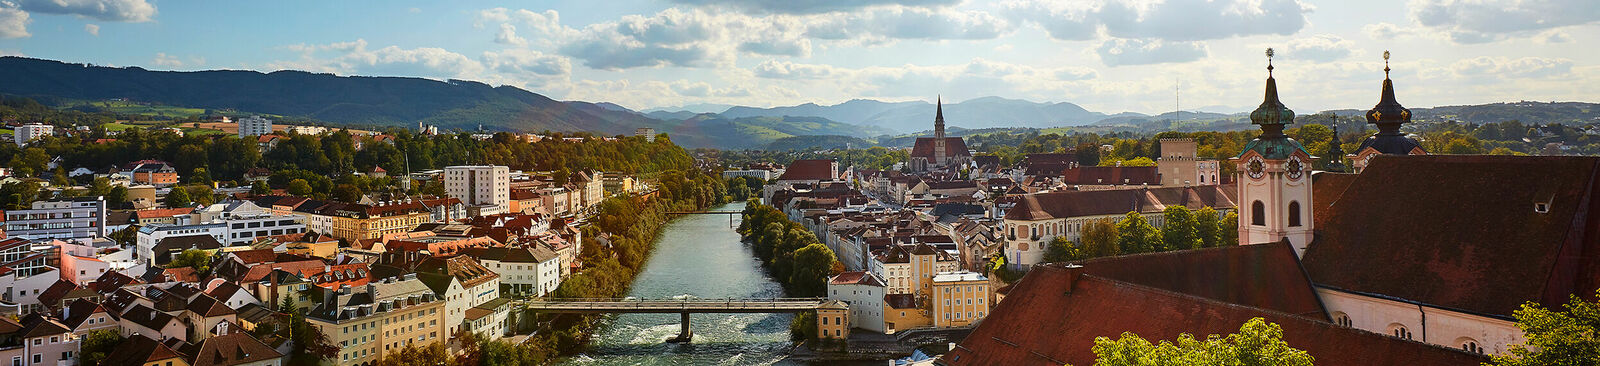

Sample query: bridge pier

[667,312,693,343]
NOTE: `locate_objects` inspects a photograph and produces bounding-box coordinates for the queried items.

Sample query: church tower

[1350,51,1425,173]
[1233,48,1315,256]
[933,97,947,166]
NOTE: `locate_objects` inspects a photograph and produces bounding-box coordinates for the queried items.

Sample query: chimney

[1062,264,1084,295]
[268,266,281,311]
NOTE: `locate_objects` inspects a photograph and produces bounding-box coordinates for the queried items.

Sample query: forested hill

[0,56,657,134]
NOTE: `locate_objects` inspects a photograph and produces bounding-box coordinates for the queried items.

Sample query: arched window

[1251,201,1266,226]
[1332,312,1352,327]
[1288,201,1302,227]
[1456,338,1483,354]
[1388,324,1413,340]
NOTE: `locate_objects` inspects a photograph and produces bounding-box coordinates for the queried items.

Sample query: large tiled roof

[828,271,886,287]
[1004,185,1237,221]
[181,333,284,366]
[1302,155,1600,318]
[910,137,971,159]
[103,334,184,365]
[946,264,1487,366]
[1059,166,1159,185]
[777,159,837,181]
[1074,240,1326,318]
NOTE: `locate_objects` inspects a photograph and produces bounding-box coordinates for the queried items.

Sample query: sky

[0,0,1595,115]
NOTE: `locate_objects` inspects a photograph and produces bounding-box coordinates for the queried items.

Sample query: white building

[1,197,106,240]
[444,165,510,214]
[635,127,655,142]
[13,124,52,147]
[461,246,561,297]
[194,201,307,246]
[237,115,273,137]
[826,271,887,333]
[721,169,772,181]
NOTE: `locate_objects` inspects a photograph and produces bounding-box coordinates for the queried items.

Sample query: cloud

[1283,35,1354,62]
[754,59,840,79]
[483,49,570,77]
[1363,22,1412,40]
[1446,56,1574,79]
[1096,38,1207,66]
[1410,0,1600,44]
[495,23,526,46]
[556,8,749,69]
[1535,30,1571,44]
[0,5,28,38]
[666,0,960,14]
[271,39,487,80]
[1005,0,1310,42]
[809,6,1009,41]
[15,0,155,22]
[83,23,97,36]
[152,52,182,67]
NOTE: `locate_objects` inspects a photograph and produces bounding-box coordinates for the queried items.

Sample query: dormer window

[1535,202,1549,213]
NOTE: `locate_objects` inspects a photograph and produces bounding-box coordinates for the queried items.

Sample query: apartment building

[308,275,448,366]
[444,166,509,215]
[1,197,106,241]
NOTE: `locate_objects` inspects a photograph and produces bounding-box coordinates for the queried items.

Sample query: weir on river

[561,201,806,365]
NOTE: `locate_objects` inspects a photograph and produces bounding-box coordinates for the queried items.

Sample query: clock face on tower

[1286,156,1305,180]
[1247,156,1266,180]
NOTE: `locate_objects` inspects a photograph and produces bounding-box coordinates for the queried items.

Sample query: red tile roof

[1302,155,1600,317]
[1059,166,1159,185]
[1075,240,1326,318]
[1004,185,1237,221]
[946,264,1487,366]
[777,159,837,181]
[910,137,971,159]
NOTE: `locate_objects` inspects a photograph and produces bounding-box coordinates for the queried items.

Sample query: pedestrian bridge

[517,297,825,314]
[517,298,829,343]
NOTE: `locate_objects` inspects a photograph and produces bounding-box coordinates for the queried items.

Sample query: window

[1535,202,1549,213]
[1251,201,1265,226]
[1288,201,1302,227]
[1389,324,1413,340]
[1458,338,1483,354]
[1332,312,1352,327]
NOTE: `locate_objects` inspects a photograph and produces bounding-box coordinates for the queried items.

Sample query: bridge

[518,297,827,342]
[665,211,742,226]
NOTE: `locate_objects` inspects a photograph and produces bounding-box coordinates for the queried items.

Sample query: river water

[561,201,810,365]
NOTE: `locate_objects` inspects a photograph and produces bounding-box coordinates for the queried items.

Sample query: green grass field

[67,100,208,117]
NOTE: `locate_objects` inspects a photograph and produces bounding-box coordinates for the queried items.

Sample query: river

[560,201,818,365]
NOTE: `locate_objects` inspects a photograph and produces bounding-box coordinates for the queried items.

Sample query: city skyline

[0,0,1595,115]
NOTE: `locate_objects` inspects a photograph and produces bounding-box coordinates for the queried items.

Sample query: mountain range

[2,57,1594,150]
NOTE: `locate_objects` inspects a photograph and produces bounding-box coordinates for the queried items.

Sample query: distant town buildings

[14,123,52,147]
[908,99,971,172]
[636,127,656,142]
[445,165,510,216]
[237,115,272,137]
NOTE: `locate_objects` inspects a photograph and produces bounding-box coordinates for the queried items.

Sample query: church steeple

[1326,122,1347,173]
[933,96,948,165]
[1249,48,1294,139]
[1354,51,1425,162]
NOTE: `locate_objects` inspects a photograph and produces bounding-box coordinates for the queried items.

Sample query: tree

[1117,212,1159,254]
[1195,207,1221,248]
[1044,236,1081,263]
[1160,206,1201,251]
[250,179,270,195]
[282,299,340,366]
[790,243,839,297]
[1220,212,1240,246]
[374,341,453,366]
[1087,317,1313,366]
[168,249,213,275]
[287,178,312,197]
[105,185,127,208]
[1081,218,1120,258]
[1488,290,1600,366]
[332,183,361,203]
[78,329,123,366]
[164,186,191,208]
[185,184,215,206]
[1075,142,1102,166]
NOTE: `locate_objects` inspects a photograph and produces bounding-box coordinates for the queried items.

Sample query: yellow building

[309,275,449,366]
[325,203,434,241]
[932,271,990,328]
[883,294,931,333]
[816,300,851,340]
